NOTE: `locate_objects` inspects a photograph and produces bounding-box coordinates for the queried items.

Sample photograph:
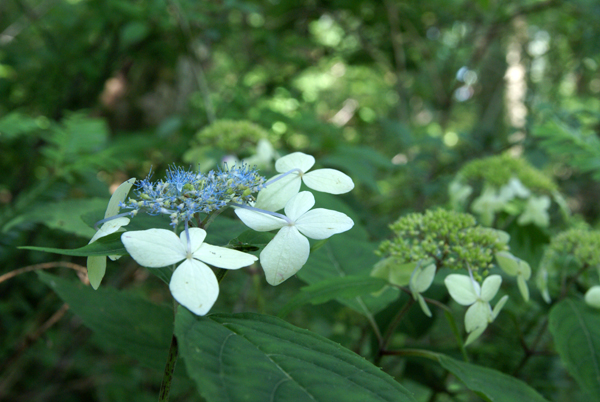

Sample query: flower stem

[158,334,179,402]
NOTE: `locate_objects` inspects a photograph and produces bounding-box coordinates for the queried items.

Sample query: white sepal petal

[303,169,355,194]
[480,275,502,302]
[517,275,530,302]
[465,325,487,346]
[105,178,136,218]
[234,208,287,232]
[87,256,106,290]
[465,302,490,333]
[585,286,600,309]
[169,259,219,316]
[416,294,432,317]
[180,228,207,254]
[492,295,509,320]
[259,226,310,285]
[411,263,437,293]
[295,209,354,240]
[445,274,478,305]
[194,243,258,269]
[254,173,301,212]
[89,217,130,243]
[121,229,186,268]
[284,191,315,221]
[275,152,315,173]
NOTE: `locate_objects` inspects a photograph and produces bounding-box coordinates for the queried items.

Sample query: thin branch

[0,262,87,285]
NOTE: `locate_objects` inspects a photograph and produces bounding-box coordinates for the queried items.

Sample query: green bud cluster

[191,120,276,152]
[459,153,557,193]
[547,228,600,269]
[378,209,509,277]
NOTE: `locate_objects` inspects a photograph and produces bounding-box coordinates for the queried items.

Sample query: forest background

[2,0,600,401]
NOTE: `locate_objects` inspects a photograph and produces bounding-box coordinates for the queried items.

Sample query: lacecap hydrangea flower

[122,227,257,315]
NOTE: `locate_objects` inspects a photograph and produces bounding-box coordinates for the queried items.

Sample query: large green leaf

[549,298,600,399]
[437,355,550,402]
[297,235,399,316]
[278,275,388,318]
[175,309,416,402]
[21,232,127,257]
[38,272,173,370]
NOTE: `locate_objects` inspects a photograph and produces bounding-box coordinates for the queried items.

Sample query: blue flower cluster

[121,164,266,226]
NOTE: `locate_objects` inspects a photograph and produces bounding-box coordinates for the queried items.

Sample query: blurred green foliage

[2,0,600,400]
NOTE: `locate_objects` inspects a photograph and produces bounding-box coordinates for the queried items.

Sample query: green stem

[215,268,228,283]
[375,298,415,365]
[158,334,179,402]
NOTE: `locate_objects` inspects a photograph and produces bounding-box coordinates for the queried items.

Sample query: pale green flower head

[471,185,505,226]
[537,228,600,302]
[378,209,509,279]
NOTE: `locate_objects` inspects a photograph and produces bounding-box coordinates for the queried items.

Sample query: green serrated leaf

[21,232,126,257]
[37,272,173,370]
[278,275,387,318]
[175,309,417,402]
[436,355,550,402]
[297,235,399,316]
[549,298,600,399]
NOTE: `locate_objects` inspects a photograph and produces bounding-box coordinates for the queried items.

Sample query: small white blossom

[518,195,551,227]
[471,185,505,226]
[444,274,508,345]
[255,152,354,211]
[121,228,257,315]
[87,178,136,289]
[235,191,354,285]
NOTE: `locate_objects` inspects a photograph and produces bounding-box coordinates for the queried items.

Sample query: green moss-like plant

[459,153,557,193]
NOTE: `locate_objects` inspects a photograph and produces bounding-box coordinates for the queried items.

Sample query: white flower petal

[87,256,106,290]
[275,152,315,173]
[492,295,509,320]
[194,243,258,269]
[284,191,315,221]
[104,178,136,218]
[480,275,502,302]
[169,259,219,316]
[254,173,301,212]
[417,294,432,317]
[444,274,478,305]
[465,301,491,332]
[89,217,130,243]
[121,229,186,268]
[303,169,355,194]
[179,228,207,254]
[295,208,354,240]
[465,325,487,346]
[411,263,437,293]
[585,286,600,309]
[517,275,530,302]
[235,208,287,232]
[260,226,309,285]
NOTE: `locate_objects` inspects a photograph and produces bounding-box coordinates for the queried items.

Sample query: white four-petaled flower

[444,274,508,345]
[121,228,257,315]
[87,178,136,289]
[235,191,354,285]
[255,152,354,212]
